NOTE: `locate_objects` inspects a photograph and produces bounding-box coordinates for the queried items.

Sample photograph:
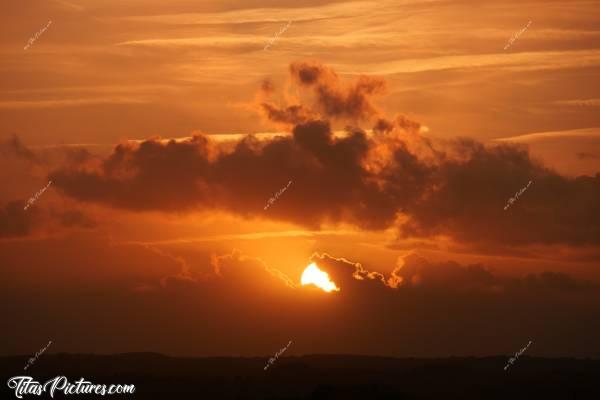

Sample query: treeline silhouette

[1,353,599,399]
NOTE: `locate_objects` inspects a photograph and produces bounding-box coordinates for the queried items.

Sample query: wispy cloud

[0,97,151,109]
[108,1,377,25]
[334,50,600,75]
[555,99,600,107]
[494,127,600,143]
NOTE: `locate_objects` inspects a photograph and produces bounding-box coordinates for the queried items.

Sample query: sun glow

[301,262,340,292]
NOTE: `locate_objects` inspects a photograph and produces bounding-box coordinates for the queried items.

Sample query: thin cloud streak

[0,97,152,109]
[494,127,600,143]
[116,229,361,246]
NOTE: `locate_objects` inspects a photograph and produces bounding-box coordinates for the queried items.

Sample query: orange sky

[2,0,600,358]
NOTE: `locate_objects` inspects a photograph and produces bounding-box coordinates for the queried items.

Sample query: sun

[301,262,340,292]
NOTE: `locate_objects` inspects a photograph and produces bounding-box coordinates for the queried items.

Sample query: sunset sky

[2,0,600,359]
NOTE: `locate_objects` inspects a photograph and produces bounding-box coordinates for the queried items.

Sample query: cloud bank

[45,62,600,249]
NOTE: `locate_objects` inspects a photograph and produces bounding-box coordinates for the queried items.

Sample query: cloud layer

[47,62,600,249]
[2,236,599,357]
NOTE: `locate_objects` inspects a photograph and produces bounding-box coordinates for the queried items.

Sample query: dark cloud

[0,135,38,163]
[518,271,582,292]
[256,78,314,126]
[0,136,95,237]
[260,79,275,94]
[372,118,395,134]
[402,139,600,246]
[576,152,600,160]
[0,135,97,237]
[3,237,600,358]
[257,62,387,126]
[64,147,94,165]
[50,121,404,230]
[260,102,312,125]
[289,61,386,121]
[389,254,498,290]
[309,252,596,294]
[47,62,600,248]
[0,200,34,237]
[211,250,294,287]
[296,253,600,356]
[0,199,97,237]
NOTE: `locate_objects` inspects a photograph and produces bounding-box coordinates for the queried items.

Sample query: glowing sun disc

[301,262,340,292]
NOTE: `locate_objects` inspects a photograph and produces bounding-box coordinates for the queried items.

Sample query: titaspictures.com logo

[7,376,135,398]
